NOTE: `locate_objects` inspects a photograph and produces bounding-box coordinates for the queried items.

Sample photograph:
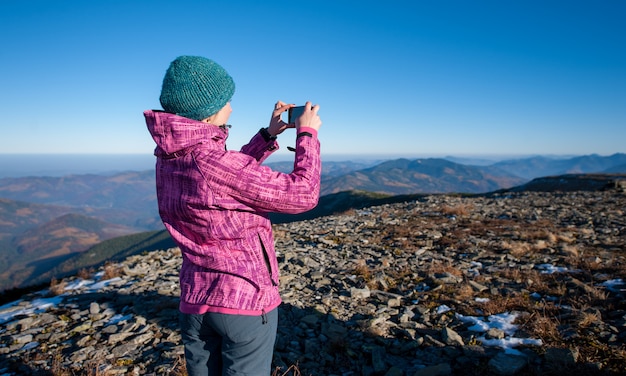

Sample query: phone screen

[288,106,306,124]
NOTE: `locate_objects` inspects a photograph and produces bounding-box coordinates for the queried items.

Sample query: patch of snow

[601,279,625,292]
[0,276,127,325]
[535,263,578,274]
[457,312,543,351]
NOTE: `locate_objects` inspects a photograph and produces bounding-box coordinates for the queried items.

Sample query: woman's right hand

[296,102,322,132]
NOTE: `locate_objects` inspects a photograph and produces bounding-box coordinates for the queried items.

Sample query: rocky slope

[1,189,625,375]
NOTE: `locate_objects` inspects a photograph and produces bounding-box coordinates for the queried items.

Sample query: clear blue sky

[1,0,624,160]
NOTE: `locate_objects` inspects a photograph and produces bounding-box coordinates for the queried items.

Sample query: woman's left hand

[267,101,295,137]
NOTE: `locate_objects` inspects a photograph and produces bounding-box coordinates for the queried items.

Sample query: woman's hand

[295,102,321,132]
[267,101,295,137]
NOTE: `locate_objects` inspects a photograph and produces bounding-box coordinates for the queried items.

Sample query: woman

[144,55,322,375]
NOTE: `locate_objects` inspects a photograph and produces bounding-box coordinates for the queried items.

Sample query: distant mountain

[0,198,84,277]
[267,160,381,178]
[15,213,133,256]
[491,153,626,180]
[443,155,506,166]
[604,163,626,173]
[496,173,626,193]
[0,171,161,230]
[320,158,525,195]
[0,209,137,291]
[270,190,425,224]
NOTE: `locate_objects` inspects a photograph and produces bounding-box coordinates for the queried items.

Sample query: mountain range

[0,153,624,292]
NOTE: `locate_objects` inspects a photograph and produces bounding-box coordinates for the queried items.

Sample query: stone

[89,302,100,315]
[412,363,452,376]
[488,352,527,376]
[350,286,371,299]
[442,327,464,346]
[544,347,579,367]
[486,328,506,340]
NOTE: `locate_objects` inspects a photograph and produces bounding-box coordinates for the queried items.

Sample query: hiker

[144,55,322,375]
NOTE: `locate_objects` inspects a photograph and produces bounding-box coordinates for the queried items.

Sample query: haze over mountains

[0,153,624,292]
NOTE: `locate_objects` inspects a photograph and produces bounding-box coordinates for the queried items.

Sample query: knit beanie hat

[159,56,235,121]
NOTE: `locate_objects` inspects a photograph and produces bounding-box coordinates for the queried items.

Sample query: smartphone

[288,106,306,124]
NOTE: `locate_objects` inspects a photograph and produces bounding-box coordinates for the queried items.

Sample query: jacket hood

[144,110,228,157]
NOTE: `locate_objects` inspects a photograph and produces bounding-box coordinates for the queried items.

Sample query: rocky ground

[0,189,625,375]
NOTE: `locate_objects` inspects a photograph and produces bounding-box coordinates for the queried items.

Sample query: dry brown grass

[520,227,556,242]
[45,351,300,376]
[50,354,71,376]
[352,260,372,281]
[272,228,288,241]
[272,363,303,376]
[476,294,532,316]
[576,309,602,329]
[517,310,562,344]
[426,261,464,278]
[102,262,121,280]
[454,283,476,302]
[440,203,473,217]
[171,354,187,376]
[77,267,95,280]
[47,352,188,376]
[49,278,66,296]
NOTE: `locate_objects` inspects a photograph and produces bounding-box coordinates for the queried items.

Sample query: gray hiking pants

[180,308,278,376]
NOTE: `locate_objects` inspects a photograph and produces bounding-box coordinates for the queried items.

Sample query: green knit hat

[159,56,235,121]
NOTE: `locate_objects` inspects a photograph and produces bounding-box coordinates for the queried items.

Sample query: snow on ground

[456,311,543,355]
[0,275,124,326]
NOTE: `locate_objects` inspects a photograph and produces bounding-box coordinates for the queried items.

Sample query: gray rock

[442,327,464,346]
[412,363,452,376]
[544,346,579,366]
[486,328,506,340]
[488,352,527,375]
[89,302,100,315]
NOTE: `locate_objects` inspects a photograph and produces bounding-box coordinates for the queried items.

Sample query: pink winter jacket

[144,110,321,315]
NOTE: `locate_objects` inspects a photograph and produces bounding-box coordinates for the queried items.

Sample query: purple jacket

[144,110,321,315]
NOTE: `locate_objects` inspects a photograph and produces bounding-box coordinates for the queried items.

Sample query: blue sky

[1,0,624,160]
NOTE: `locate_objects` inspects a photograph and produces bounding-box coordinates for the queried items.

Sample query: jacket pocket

[258,234,278,286]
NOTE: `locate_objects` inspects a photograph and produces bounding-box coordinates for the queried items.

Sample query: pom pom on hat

[159,56,235,121]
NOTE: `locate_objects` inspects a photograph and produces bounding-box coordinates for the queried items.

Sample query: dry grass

[425,261,464,278]
[171,354,187,376]
[50,354,71,376]
[272,363,304,376]
[49,278,66,296]
[272,228,288,241]
[351,260,372,281]
[77,267,95,280]
[47,352,188,376]
[102,262,121,280]
[517,310,562,344]
[475,294,532,316]
[501,240,535,257]
[440,203,473,217]
[576,309,602,329]
[444,283,476,303]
